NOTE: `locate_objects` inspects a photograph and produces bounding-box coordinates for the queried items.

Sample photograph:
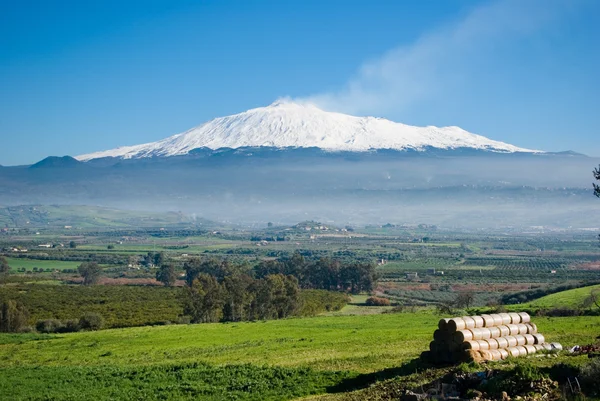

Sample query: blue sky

[1,0,599,165]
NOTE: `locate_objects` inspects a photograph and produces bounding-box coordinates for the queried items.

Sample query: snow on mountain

[76,100,539,161]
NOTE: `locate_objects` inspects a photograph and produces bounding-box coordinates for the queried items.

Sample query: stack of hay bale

[421,312,562,364]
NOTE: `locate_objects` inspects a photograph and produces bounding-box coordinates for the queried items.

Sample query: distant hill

[528,284,600,308]
[30,156,83,169]
[0,205,214,229]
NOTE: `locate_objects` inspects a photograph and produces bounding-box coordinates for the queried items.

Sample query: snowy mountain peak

[76,101,540,161]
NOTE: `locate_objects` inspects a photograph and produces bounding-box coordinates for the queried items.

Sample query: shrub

[79,312,104,331]
[536,307,581,317]
[365,296,391,306]
[580,358,600,394]
[36,319,64,333]
[0,300,29,332]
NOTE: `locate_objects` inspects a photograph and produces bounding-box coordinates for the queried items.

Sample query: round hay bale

[471,315,485,328]
[496,337,509,349]
[438,318,451,331]
[448,317,466,332]
[508,312,521,324]
[498,348,510,359]
[550,343,563,351]
[420,350,432,361]
[487,349,503,360]
[476,339,490,351]
[479,328,492,339]
[532,334,545,344]
[497,325,510,337]
[507,346,521,357]
[516,345,528,356]
[542,343,553,351]
[514,335,527,346]
[434,329,450,342]
[470,327,483,340]
[429,341,439,352]
[485,338,499,350]
[498,313,512,325]
[518,312,531,323]
[505,336,518,347]
[453,329,474,343]
[526,323,538,334]
[523,334,536,345]
[463,340,480,351]
[524,344,537,355]
[516,324,530,335]
[480,314,495,327]
[461,316,476,329]
[490,314,503,326]
[533,344,545,351]
[506,324,520,335]
[488,326,501,338]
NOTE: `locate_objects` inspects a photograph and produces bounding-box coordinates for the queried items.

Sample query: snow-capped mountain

[77,100,539,161]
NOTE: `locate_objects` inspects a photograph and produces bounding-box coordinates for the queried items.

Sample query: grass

[5,257,85,272]
[0,306,599,399]
[527,284,600,308]
[0,363,353,401]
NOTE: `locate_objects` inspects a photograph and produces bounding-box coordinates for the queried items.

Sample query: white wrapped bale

[488,326,501,338]
[485,338,499,350]
[490,314,504,326]
[532,334,545,344]
[498,313,512,325]
[505,336,518,347]
[496,337,509,349]
[523,334,536,345]
[508,312,521,324]
[514,335,527,346]
[507,346,522,357]
[516,324,529,335]
[453,329,474,343]
[471,315,485,328]
[479,327,493,340]
[448,317,467,332]
[518,312,531,323]
[497,325,510,337]
[480,314,495,327]
[461,316,476,329]
[523,344,537,355]
[506,324,520,336]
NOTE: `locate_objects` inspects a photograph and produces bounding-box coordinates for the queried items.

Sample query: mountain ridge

[76,100,540,161]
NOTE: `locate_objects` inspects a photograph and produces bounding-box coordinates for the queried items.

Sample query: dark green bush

[36,319,64,333]
[79,312,104,331]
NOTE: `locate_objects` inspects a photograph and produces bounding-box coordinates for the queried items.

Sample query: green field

[1,313,599,400]
[4,257,85,272]
[528,284,600,308]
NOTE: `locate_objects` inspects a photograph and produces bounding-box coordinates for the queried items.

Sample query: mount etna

[1,101,598,228]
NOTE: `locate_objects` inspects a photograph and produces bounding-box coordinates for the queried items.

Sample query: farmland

[1,210,600,399]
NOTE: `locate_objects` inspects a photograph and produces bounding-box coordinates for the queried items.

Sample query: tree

[583,288,600,311]
[0,256,9,281]
[222,274,254,322]
[0,300,29,332]
[69,241,77,249]
[184,273,224,323]
[156,263,177,287]
[594,165,600,198]
[77,262,102,285]
[455,291,476,309]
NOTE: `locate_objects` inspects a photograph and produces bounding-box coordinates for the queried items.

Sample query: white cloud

[301,0,577,117]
